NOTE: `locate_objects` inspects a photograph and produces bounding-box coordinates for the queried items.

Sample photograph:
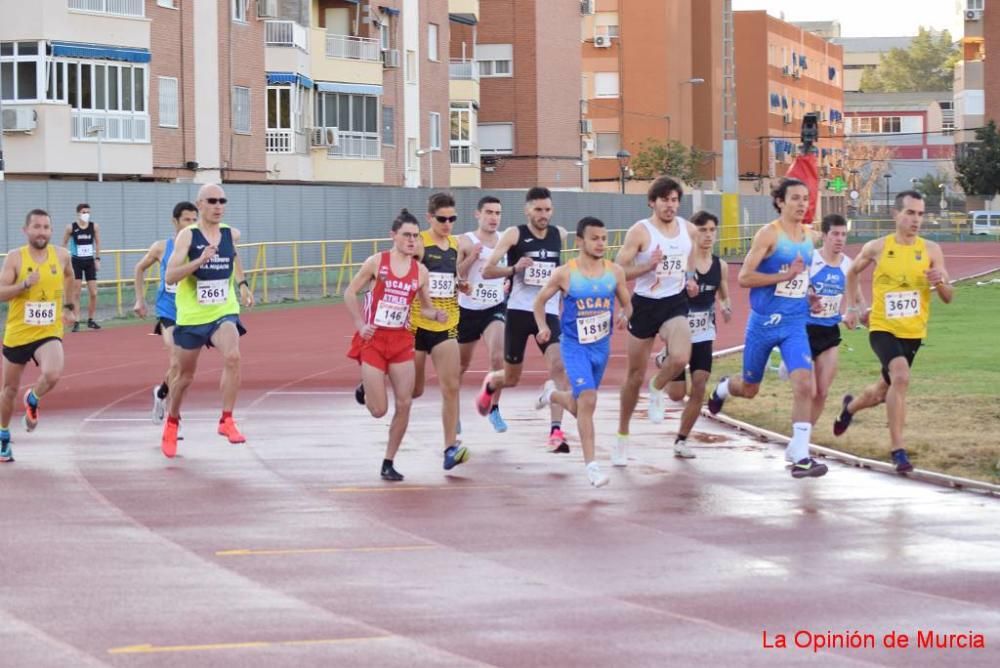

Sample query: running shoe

[586,462,610,488]
[0,440,13,463]
[548,428,570,454]
[654,349,667,369]
[832,394,854,436]
[380,462,404,481]
[707,376,728,415]
[488,407,508,433]
[443,444,469,470]
[673,439,696,459]
[161,420,179,459]
[354,382,366,406]
[647,378,665,423]
[22,390,38,432]
[151,385,166,424]
[475,374,493,416]
[891,448,914,473]
[218,417,246,444]
[87,319,101,330]
[535,380,555,410]
[611,434,628,467]
[791,457,828,479]
[72,322,80,333]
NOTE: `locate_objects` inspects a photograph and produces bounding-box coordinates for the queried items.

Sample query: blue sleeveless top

[155,237,177,321]
[560,259,618,345]
[749,224,813,320]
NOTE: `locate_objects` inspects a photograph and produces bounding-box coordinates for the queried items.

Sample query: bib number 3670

[197,279,229,305]
[885,290,919,319]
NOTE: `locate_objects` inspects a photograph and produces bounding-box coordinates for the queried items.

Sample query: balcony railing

[265,20,308,50]
[71,110,150,143]
[266,129,293,153]
[67,0,144,18]
[325,34,380,63]
[449,143,479,165]
[330,133,381,159]
[449,60,479,81]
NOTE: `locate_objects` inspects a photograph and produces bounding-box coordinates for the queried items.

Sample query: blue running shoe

[0,437,13,463]
[488,408,508,433]
[891,448,914,473]
[443,444,469,470]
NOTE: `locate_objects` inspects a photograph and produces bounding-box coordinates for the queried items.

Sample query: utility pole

[720,0,740,254]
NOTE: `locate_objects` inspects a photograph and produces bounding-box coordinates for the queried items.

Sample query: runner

[159,184,254,459]
[457,195,509,433]
[133,201,197,423]
[345,208,456,480]
[654,211,732,458]
[409,192,469,466]
[534,217,631,487]
[0,209,77,462]
[706,178,829,479]
[475,187,573,453]
[614,176,699,466]
[834,190,953,473]
[61,203,101,332]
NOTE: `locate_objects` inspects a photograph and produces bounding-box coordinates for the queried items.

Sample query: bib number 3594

[197,279,229,305]
[524,263,555,287]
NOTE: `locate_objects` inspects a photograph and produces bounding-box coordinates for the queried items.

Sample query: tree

[955,121,1000,199]
[910,171,963,209]
[629,139,711,187]
[858,27,959,93]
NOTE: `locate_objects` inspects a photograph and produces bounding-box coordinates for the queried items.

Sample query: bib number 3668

[25,301,56,326]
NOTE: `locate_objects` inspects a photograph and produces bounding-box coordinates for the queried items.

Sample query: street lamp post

[415,147,438,189]
[676,77,705,142]
[616,149,631,195]
[85,125,105,182]
[884,173,892,214]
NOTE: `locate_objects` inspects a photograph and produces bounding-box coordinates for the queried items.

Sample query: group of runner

[0,179,952,486]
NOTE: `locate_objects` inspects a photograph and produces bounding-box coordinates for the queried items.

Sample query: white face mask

[79,213,91,223]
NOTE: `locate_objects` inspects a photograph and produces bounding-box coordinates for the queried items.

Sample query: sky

[731,0,964,38]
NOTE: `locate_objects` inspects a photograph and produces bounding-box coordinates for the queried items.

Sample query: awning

[449,13,478,26]
[51,41,151,63]
[379,5,400,15]
[316,81,383,96]
[266,72,314,89]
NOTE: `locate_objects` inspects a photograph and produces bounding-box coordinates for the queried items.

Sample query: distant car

[970,211,1000,235]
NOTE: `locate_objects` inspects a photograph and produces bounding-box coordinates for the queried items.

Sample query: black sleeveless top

[70,222,96,259]
[188,226,236,281]
[689,255,722,312]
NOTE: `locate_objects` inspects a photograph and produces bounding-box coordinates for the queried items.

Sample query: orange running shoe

[22,390,38,432]
[218,417,246,444]
[161,419,179,458]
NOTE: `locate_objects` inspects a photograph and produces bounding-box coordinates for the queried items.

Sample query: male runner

[475,187,572,452]
[133,201,197,423]
[614,176,699,465]
[345,209,452,480]
[706,178,828,478]
[62,203,101,331]
[160,184,254,459]
[457,195,509,433]
[0,209,77,462]
[534,217,631,487]
[834,190,953,473]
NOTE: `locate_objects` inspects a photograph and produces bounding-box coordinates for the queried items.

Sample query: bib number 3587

[197,279,229,305]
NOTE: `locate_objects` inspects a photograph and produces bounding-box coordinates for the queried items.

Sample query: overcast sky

[732,0,964,38]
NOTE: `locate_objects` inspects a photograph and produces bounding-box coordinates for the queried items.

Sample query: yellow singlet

[3,246,65,347]
[410,231,460,333]
[869,235,931,339]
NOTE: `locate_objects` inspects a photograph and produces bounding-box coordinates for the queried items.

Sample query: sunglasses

[205,197,228,205]
[434,215,458,224]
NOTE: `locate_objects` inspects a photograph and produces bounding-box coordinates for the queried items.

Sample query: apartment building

[956,0,986,160]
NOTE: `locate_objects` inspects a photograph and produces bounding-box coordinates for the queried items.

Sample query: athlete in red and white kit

[345,209,449,481]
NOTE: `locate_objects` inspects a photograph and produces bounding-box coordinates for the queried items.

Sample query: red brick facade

[217,2,267,181]
[150,0,196,180]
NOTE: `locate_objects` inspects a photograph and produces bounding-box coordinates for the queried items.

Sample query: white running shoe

[535,380,556,410]
[151,386,166,424]
[611,434,628,467]
[655,349,667,369]
[587,462,610,488]
[647,378,665,424]
[673,439,696,459]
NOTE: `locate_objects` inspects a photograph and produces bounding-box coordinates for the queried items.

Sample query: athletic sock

[485,383,496,395]
[550,422,561,435]
[156,382,169,399]
[675,434,688,444]
[26,390,39,408]
[382,458,394,470]
[167,415,180,426]
[787,422,812,462]
[221,410,233,423]
[490,402,500,414]
[715,377,731,400]
[0,426,9,441]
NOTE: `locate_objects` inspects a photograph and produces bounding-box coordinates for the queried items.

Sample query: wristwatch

[238,279,250,289]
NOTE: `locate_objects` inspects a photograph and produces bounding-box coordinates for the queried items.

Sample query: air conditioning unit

[1,108,37,133]
[580,0,595,16]
[583,138,595,153]
[782,113,792,124]
[594,34,611,48]
[965,9,983,20]
[310,127,339,147]
[579,119,593,134]
[382,48,401,68]
[257,0,278,18]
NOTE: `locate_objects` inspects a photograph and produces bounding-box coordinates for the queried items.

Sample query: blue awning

[266,71,314,89]
[379,5,400,15]
[51,41,151,63]
[316,81,383,96]
[449,13,478,26]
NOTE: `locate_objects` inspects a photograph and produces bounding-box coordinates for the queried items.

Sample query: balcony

[448,0,479,23]
[449,59,480,105]
[266,129,307,154]
[71,110,149,143]
[265,20,308,50]
[330,132,381,159]
[449,144,479,165]
[311,30,382,86]
[449,60,479,81]
[67,0,144,18]
[326,34,380,63]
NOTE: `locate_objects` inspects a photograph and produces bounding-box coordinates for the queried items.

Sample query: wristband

[64,303,75,311]
[238,279,249,289]
[685,271,696,280]
[22,280,29,290]
[95,256,101,261]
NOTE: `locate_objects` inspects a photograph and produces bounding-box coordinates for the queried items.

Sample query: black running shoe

[891,448,914,473]
[707,376,728,415]
[87,319,101,330]
[791,457,828,479]
[832,394,854,436]
[72,321,80,333]
[380,463,404,481]
[355,382,366,406]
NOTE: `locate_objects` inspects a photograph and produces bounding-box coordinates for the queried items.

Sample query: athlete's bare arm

[456,233,478,279]
[844,238,884,329]
[615,223,659,281]
[483,227,522,279]
[926,240,954,304]
[737,224,801,288]
[61,225,72,248]
[344,254,379,335]
[132,240,166,317]
[0,252,26,302]
[611,263,632,327]
[415,263,446,322]
[93,223,102,264]
[533,265,570,344]
[718,259,733,322]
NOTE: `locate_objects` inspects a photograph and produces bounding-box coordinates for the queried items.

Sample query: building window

[232,0,246,23]
[595,132,620,157]
[477,44,513,78]
[315,91,381,158]
[406,137,417,171]
[595,12,619,40]
[450,102,474,164]
[479,123,513,155]
[266,86,290,130]
[157,0,176,7]
[54,60,148,113]
[594,72,619,98]
[380,21,391,50]
[232,86,250,133]
[382,105,394,145]
[158,76,178,127]
[428,23,439,61]
[852,116,901,134]
[0,41,44,102]
[406,50,417,83]
[429,111,441,150]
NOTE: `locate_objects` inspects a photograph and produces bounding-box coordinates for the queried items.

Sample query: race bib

[657,253,685,277]
[687,310,715,340]
[885,290,920,319]
[196,279,229,305]
[816,294,842,319]
[524,262,555,287]
[373,300,408,328]
[24,301,56,326]
[76,244,94,258]
[472,280,504,306]
[428,272,456,298]
[164,282,178,294]
[576,312,611,344]
[775,271,808,298]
